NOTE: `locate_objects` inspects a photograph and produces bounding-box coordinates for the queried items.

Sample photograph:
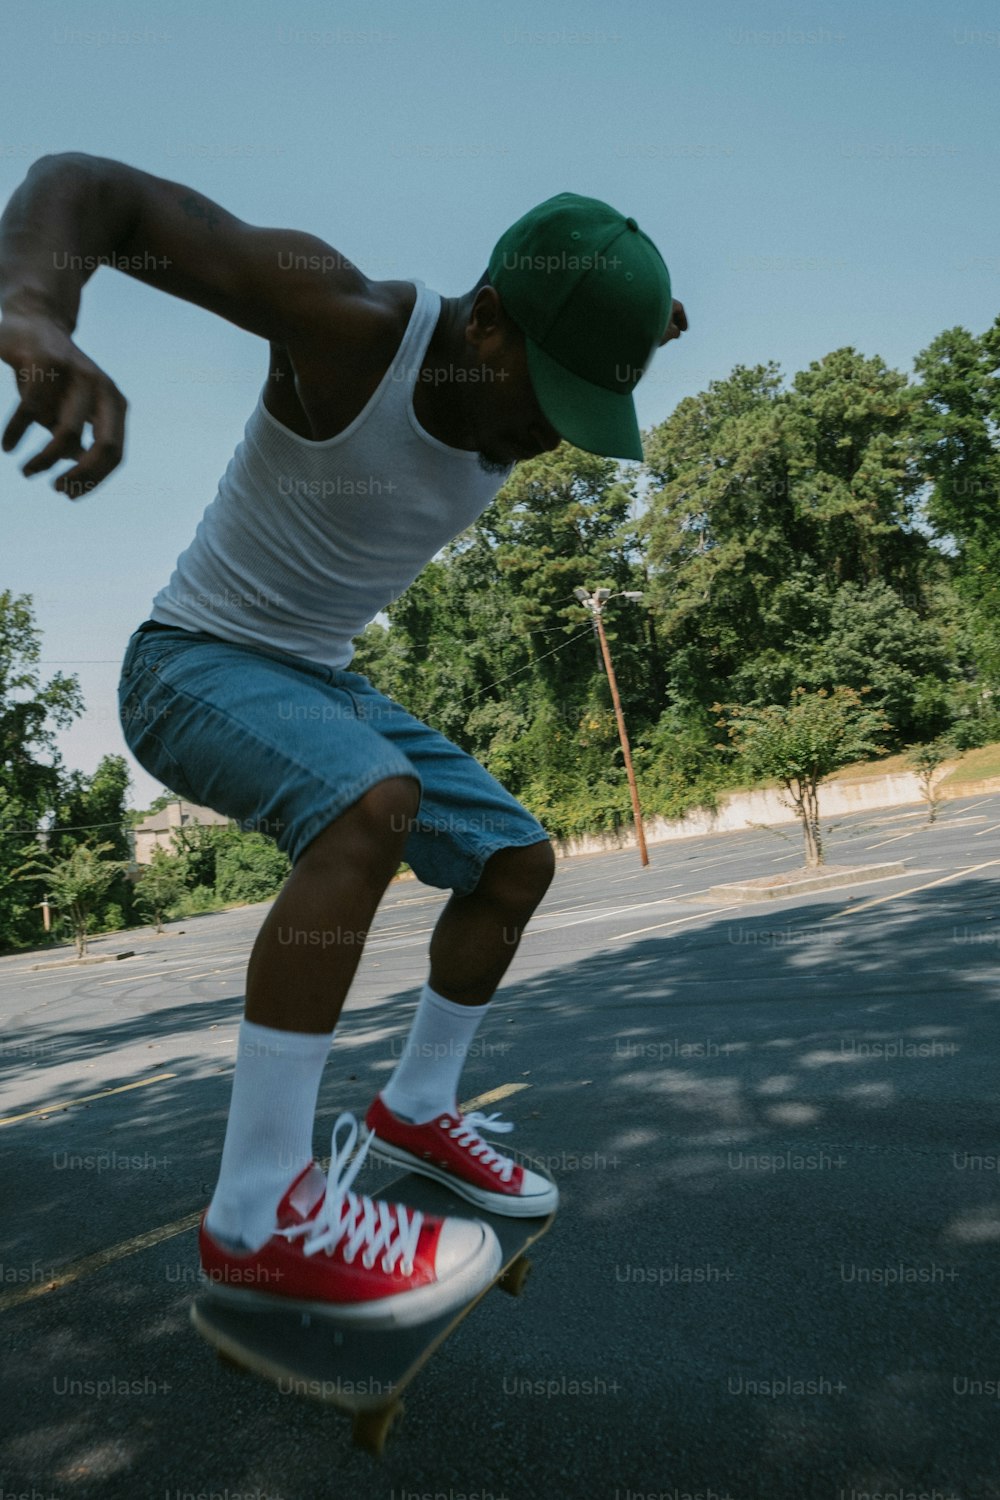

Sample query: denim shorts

[117,621,550,895]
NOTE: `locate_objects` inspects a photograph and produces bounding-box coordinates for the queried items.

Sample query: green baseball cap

[488,192,672,461]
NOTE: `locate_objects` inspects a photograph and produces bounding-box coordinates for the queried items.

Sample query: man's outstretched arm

[0,152,380,497]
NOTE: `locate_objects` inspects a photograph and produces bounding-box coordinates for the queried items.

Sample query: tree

[134,846,189,933]
[717,687,891,868]
[642,353,938,721]
[0,591,84,951]
[913,320,1000,690]
[767,580,958,745]
[48,753,136,930]
[912,322,1000,546]
[0,786,47,950]
[50,754,132,860]
[16,841,128,957]
[643,366,794,713]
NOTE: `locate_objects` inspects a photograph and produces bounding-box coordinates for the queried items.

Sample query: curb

[29,951,136,971]
[707,862,907,902]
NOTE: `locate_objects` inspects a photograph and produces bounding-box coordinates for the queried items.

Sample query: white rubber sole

[199,1221,502,1330]
[365,1132,559,1218]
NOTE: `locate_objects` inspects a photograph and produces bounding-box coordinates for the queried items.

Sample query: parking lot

[2,794,999,1499]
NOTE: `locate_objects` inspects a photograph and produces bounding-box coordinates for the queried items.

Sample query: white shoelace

[280,1113,424,1277]
[445,1110,517,1183]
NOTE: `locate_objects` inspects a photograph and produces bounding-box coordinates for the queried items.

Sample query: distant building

[132,799,231,866]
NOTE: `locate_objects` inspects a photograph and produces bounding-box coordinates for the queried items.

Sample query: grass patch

[939,742,1000,785]
[827,749,928,781]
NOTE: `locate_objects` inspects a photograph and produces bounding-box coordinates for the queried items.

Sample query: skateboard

[190,1169,555,1455]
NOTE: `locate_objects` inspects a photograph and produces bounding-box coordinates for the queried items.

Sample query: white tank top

[149,279,511,667]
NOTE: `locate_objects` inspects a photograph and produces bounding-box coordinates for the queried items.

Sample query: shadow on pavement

[1,878,998,1498]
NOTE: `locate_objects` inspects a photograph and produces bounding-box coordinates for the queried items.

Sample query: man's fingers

[21,380,93,476]
[53,384,126,498]
[1,402,34,452]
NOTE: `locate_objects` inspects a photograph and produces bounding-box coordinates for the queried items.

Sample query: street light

[574,586,649,867]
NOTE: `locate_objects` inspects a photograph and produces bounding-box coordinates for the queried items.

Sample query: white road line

[865,830,923,849]
[610,904,741,940]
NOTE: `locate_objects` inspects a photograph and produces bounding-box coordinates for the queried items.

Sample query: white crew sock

[380,981,490,1123]
[204,1019,331,1251]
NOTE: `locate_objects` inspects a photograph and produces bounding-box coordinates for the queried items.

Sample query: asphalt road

[2,795,999,1499]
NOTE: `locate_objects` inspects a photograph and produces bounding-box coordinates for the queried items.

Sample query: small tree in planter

[716,687,891,868]
[907,739,954,824]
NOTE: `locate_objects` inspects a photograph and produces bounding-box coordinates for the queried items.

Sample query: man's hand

[0,315,127,498]
[659,298,688,347]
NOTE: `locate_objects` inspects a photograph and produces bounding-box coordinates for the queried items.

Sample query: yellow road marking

[0,1082,532,1314]
[0,1073,178,1127]
[820,860,1000,921]
[0,1211,201,1313]
[459,1082,530,1112]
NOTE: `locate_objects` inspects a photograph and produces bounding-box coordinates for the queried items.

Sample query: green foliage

[169,822,233,890]
[48,753,137,933]
[134,846,189,933]
[633,705,729,821]
[50,753,132,861]
[642,352,937,721]
[913,318,1000,689]
[16,840,128,957]
[720,686,890,785]
[0,591,85,951]
[169,883,219,918]
[215,832,290,904]
[97,902,125,933]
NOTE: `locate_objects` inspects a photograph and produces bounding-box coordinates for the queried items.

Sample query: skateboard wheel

[352,1400,404,1456]
[498,1255,533,1297]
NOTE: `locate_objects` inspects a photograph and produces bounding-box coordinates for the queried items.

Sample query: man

[0,154,686,1328]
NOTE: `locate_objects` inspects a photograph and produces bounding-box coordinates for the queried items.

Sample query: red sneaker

[198,1113,501,1328]
[364,1095,559,1217]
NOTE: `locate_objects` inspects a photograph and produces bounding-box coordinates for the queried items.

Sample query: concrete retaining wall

[551,771,1000,862]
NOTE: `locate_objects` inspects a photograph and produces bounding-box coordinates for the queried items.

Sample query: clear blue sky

[2,0,997,809]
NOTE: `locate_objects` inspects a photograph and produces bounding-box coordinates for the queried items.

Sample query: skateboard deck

[191,1169,555,1455]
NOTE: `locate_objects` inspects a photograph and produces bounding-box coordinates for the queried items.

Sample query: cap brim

[525,338,644,461]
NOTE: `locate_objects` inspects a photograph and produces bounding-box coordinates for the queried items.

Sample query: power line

[451,626,595,706]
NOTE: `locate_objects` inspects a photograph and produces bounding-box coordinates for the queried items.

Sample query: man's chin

[476,451,514,477]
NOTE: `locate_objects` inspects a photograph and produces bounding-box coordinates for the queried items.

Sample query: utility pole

[574,587,649,868]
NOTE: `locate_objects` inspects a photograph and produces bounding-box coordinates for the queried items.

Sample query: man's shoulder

[267,279,421,442]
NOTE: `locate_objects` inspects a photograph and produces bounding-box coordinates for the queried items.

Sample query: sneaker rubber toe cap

[435,1215,502,1281]
[519,1167,559,1210]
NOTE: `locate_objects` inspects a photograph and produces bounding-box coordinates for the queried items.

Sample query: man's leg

[379,840,555,1125]
[244,776,422,1032]
[206,776,420,1247]
[427,839,556,1005]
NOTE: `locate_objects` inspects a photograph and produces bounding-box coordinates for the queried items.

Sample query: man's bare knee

[352,775,421,835]
[298,775,420,869]
[477,839,556,906]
